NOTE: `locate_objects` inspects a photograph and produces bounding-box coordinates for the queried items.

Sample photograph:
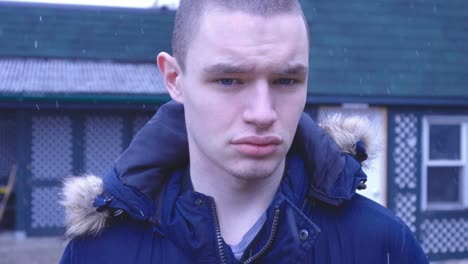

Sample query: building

[0,0,467,262]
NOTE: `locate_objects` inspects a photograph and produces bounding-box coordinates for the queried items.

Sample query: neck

[190,159,285,245]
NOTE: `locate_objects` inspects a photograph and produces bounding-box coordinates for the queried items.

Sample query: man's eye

[274,78,296,85]
[217,79,239,86]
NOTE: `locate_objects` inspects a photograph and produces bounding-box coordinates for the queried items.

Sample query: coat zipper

[242,207,280,264]
[210,197,228,264]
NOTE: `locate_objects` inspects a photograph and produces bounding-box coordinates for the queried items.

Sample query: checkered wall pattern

[31,187,64,228]
[392,114,418,233]
[31,115,73,229]
[26,112,151,234]
[84,115,124,177]
[31,116,73,180]
[394,193,417,231]
[420,218,468,254]
[393,114,418,189]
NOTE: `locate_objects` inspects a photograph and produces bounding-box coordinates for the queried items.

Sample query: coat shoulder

[60,217,153,264]
[347,194,402,222]
[309,194,429,263]
[341,194,415,238]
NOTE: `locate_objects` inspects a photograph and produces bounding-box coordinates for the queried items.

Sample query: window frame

[421,115,468,211]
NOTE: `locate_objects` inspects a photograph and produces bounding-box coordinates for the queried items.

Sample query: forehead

[185,9,309,74]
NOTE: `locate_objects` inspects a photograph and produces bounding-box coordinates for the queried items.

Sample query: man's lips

[231,136,282,157]
[231,136,282,145]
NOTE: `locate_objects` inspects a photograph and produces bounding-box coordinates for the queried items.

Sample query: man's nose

[242,81,277,128]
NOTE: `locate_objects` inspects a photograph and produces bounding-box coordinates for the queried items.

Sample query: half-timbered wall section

[13,109,153,236]
[388,107,468,261]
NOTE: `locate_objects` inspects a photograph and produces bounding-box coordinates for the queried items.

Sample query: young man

[60,0,428,263]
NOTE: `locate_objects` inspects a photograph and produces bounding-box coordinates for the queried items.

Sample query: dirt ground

[0,231,67,264]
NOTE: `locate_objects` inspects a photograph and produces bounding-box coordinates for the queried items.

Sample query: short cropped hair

[172,0,308,72]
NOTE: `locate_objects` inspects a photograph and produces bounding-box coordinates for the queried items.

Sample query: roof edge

[0,92,171,109]
[2,92,466,109]
[308,94,468,107]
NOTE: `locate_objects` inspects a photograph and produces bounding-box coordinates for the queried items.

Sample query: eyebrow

[202,63,256,74]
[203,63,308,75]
[274,64,308,75]
[202,63,308,76]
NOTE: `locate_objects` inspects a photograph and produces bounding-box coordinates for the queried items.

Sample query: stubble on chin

[225,159,286,182]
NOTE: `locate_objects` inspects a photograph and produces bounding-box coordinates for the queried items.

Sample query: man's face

[178,9,309,180]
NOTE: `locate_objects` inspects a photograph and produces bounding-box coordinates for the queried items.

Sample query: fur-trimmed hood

[61,101,376,239]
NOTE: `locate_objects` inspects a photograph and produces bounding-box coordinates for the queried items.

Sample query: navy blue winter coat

[60,102,428,264]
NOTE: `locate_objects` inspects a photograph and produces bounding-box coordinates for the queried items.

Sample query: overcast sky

[1,0,180,9]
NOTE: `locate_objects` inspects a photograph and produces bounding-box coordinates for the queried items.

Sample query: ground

[0,232,67,264]
[0,231,466,264]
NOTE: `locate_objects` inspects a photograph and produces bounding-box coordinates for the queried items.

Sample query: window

[422,116,468,210]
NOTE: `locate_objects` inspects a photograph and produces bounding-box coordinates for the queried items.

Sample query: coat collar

[159,156,320,264]
[113,101,369,207]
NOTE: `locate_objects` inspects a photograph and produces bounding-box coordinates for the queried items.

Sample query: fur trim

[319,114,377,166]
[60,175,109,238]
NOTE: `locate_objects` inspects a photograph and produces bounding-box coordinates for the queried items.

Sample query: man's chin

[226,160,285,181]
[231,171,273,181]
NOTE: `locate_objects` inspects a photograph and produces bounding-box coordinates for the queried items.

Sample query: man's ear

[157,52,183,103]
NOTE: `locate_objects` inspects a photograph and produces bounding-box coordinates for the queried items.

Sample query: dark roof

[1,1,467,104]
[302,1,468,101]
[0,3,174,62]
[0,58,167,94]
